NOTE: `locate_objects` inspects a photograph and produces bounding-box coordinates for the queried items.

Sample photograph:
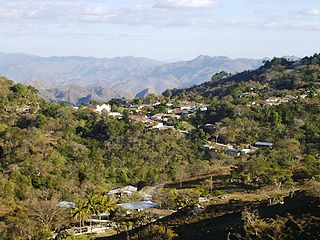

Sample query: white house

[108,112,122,118]
[152,122,174,130]
[107,185,138,197]
[94,104,111,113]
[199,106,208,112]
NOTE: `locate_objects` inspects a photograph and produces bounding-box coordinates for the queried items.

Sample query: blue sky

[0,0,319,61]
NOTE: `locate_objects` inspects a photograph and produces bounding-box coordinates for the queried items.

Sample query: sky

[0,0,319,61]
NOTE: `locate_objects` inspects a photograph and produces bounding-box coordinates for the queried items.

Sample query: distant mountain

[0,52,264,104]
[135,88,151,98]
[163,54,319,100]
[39,85,131,106]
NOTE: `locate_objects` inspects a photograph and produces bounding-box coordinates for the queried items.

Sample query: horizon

[0,50,310,63]
[0,0,319,61]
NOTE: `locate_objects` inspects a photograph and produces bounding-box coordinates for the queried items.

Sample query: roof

[118,201,158,210]
[59,201,75,208]
[255,141,273,147]
[108,185,138,195]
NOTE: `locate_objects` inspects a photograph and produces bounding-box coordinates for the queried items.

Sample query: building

[107,185,138,197]
[152,122,174,130]
[117,201,158,212]
[199,106,208,112]
[225,148,253,156]
[59,201,76,208]
[254,141,273,148]
[225,149,243,156]
[108,112,122,118]
[94,104,111,113]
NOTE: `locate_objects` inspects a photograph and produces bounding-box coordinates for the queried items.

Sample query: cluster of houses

[204,140,273,157]
[74,103,123,118]
[128,102,208,131]
[247,93,310,107]
[73,101,208,132]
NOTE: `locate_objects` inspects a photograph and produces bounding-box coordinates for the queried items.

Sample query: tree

[72,199,89,228]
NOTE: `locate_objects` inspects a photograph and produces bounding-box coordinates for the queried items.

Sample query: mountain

[163,54,319,99]
[39,85,131,106]
[0,53,264,104]
[145,55,263,87]
[135,88,151,98]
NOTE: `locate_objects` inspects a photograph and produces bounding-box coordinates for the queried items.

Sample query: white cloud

[294,21,320,30]
[154,0,217,8]
[303,7,320,16]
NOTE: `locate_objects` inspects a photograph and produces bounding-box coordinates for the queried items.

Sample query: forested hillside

[0,54,320,240]
[103,54,320,240]
[163,54,320,185]
[0,77,210,239]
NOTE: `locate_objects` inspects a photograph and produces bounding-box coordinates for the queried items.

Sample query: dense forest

[0,54,320,239]
[0,77,211,239]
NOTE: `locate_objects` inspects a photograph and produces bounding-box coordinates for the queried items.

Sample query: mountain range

[0,52,264,105]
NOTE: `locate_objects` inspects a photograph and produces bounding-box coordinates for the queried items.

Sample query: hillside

[0,53,263,104]
[39,85,130,106]
[163,55,319,100]
[0,54,319,240]
[101,188,320,240]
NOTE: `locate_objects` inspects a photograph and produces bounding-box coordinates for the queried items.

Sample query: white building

[94,104,111,113]
[108,112,123,118]
[107,185,138,197]
[152,122,174,130]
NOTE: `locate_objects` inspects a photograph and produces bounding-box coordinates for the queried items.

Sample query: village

[74,95,279,158]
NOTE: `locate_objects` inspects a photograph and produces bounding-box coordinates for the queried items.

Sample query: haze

[0,0,319,61]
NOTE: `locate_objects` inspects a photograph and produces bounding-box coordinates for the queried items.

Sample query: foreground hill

[0,53,263,104]
[101,188,320,240]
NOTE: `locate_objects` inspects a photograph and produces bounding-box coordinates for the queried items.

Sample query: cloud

[302,7,320,16]
[294,21,320,30]
[154,0,217,9]
[83,5,116,22]
[0,0,319,32]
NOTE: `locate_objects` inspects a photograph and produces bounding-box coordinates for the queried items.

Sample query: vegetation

[1,53,320,239]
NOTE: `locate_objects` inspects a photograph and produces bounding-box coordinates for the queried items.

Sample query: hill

[0,53,319,240]
[163,55,318,100]
[0,53,263,104]
[100,189,320,240]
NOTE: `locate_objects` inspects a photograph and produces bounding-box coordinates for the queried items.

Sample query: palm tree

[87,194,116,225]
[72,199,89,229]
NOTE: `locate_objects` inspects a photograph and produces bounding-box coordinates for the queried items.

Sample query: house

[241,148,254,154]
[153,102,161,106]
[199,106,208,112]
[204,143,215,150]
[138,104,149,110]
[225,149,243,156]
[94,104,111,113]
[58,201,76,208]
[225,148,253,156]
[299,94,308,99]
[108,112,122,118]
[254,141,273,148]
[204,123,216,129]
[150,114,164,121]
[152,122,174,130]
[117,201,158,212]
[107,185,138,197]
[180,105,196,112]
